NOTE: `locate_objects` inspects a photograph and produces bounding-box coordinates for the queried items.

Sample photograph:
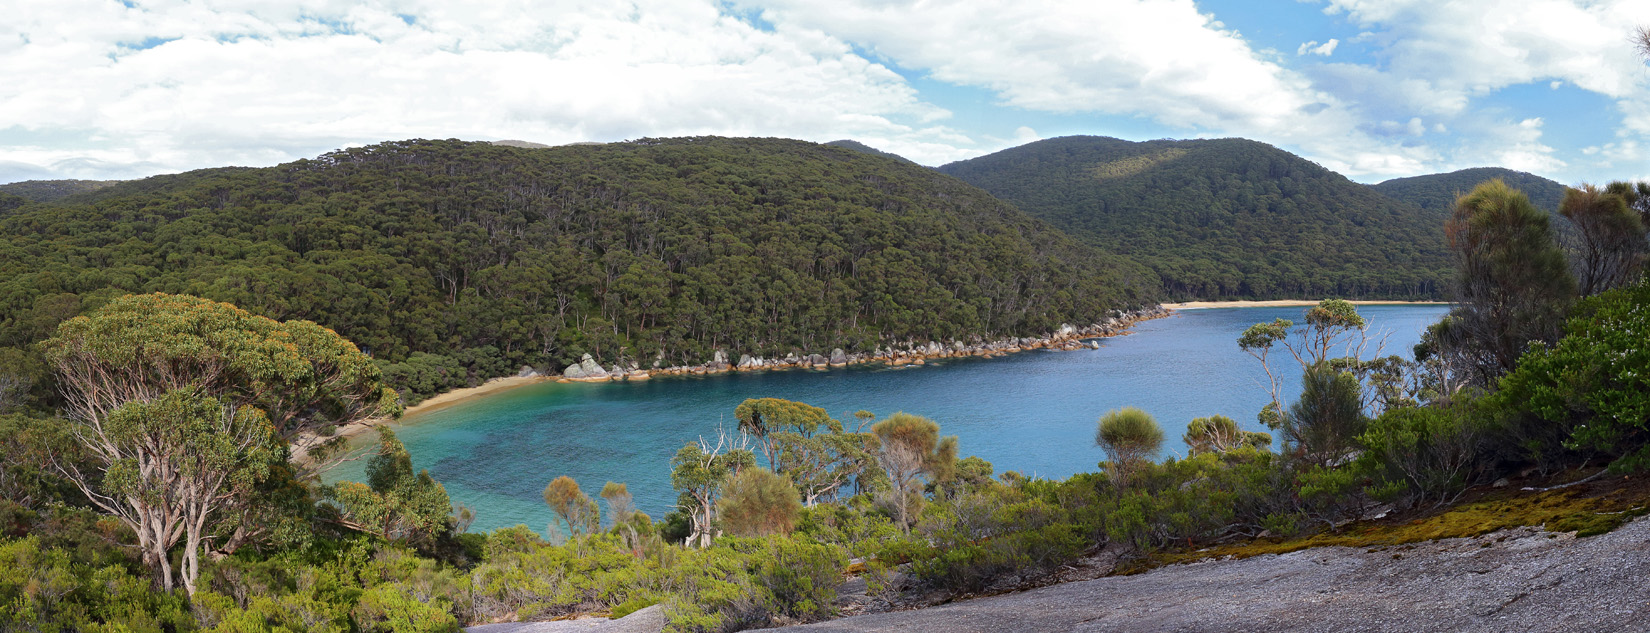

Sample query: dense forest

[0,137,1157,401]
[938,136,1453,300]
[0,178,120,203]
[822,140,917,165]
[1372,167,1567,214]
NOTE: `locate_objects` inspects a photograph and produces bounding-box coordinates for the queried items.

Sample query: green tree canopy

[1095,407,1164,487]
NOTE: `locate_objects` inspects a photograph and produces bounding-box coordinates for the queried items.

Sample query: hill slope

[824,139,917,165]
[938,136,1450,300]
[0,137,1156,392]
[0,179,121,203]
[1373,167,1567,214]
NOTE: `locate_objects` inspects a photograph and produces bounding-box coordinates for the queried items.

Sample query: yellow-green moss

[1130,482,1650,573]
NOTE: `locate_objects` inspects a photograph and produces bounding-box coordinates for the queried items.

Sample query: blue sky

[4,0,1650,185]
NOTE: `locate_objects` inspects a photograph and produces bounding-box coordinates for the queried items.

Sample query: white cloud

[746,0,1328,132]
[6,0,1650,185]
[0,0,982,181]
[1321,0,1650,121]
[1297,39,1339,56]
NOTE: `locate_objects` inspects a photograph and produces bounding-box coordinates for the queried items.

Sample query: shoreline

[289,375,551,462]
[1163,300,1448,310]
[290,306,1174,461]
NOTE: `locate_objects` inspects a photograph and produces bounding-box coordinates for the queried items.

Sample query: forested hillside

[938,136,1451,300]
[0,178,120,202]
[824,139,916,164]
[0,137,1156,396]
[1373,167,1567,214]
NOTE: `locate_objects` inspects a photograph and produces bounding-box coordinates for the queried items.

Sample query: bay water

[328,304,1450,535]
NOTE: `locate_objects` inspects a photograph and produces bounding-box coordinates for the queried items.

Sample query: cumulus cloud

[0,0,979,180]
[1297,39,1340,56]
[5,0,1650,184]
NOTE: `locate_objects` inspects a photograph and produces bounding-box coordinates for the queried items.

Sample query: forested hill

[938,136,1450,300]
[1372,167,1567,214]
[0,137,1157,394]
[824,139,916,164]
[0,178,120,203]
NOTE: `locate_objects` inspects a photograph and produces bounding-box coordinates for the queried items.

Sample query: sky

[5,0,1650,185]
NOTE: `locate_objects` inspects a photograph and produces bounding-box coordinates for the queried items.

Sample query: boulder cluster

[557,306,1169,383]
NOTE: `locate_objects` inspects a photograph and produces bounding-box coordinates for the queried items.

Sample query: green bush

[1492,280,1650,472]
[1356,405,1484,509]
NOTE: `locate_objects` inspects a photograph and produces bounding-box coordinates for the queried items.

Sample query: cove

[328,304,1451,535]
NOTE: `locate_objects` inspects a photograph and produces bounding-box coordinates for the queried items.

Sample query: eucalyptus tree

[670,428,756,548]
[543,476,600,540]
[1445,180,1575,383]
[40,293,400,594]
[734,397,835,471]
[717,467,802,537]
[870,412,957,531]
[1560,184,1646,296]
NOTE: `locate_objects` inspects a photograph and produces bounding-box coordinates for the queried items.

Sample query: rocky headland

[552,306,1170,383]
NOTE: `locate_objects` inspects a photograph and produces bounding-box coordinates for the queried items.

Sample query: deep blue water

[327,304,1450,535]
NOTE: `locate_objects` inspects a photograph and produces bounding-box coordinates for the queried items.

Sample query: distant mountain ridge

[825,139,916,165]
[0,179,122,203]
[939,135,1451,300]
[1373,167,1567,214]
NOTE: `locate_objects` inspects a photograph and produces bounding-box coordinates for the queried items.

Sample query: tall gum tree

[41,293,400,594]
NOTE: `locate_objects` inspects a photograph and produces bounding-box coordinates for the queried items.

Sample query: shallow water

[327,304,1450,534]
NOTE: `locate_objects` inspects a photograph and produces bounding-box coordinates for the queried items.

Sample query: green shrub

[353,582,460,633]
[1356,405,1484,509]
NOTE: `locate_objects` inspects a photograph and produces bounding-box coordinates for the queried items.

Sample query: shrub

[718,468,803,537]
[1356,405,1484,509]
[1095,407,1164,488]
[1492,280,1650,472]
[1283,365,1367,465]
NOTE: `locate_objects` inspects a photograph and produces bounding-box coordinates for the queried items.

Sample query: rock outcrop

[560,305,1170,382]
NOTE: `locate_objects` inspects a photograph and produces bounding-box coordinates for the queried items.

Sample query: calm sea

[327,304,1451,534]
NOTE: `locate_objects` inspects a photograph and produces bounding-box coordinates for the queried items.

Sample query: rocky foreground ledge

[549,306,1170,383]
[754,516,1650,633]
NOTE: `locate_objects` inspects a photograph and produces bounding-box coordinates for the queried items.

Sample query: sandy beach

[1162,300,1448,310]
[289,375,550,462]
[401,375,550,417]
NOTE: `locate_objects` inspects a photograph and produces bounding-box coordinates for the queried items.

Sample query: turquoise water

[328,305,1450,534]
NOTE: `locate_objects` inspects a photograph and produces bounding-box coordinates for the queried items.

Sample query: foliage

[543,476,600,540]
[1184,415,1271,454]
[0,138,1156,402]
[670,435,756,548]
[331,429,455,548]
[870,413,956,531]
[773,428,879,506]
[1443,179,1576,384]
[41,292,400,442]
[911,484,1085,593]
[1282,365,1368,466]
[0,536,194,633]
[717,468,802,538]
[1372,167,1566,215]
[940,135,1451,300]
[1238,299,1375,420]
[1559,183,1646,295]
[1355,405,1485,509]
[1492,281,1650,472]
[734,398,836,471]
[1095,407,1164,487]
[0,178,120,203]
